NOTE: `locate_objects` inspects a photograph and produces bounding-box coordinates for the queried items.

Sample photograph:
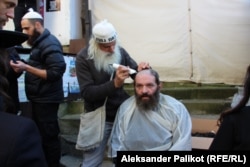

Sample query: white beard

[88,38,121,74]
[94,48,121,74]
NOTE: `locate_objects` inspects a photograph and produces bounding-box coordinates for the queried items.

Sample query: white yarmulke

[92,19,117,43]
[22,8,43,20]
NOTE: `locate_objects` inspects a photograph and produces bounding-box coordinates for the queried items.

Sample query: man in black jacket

[0,29,47,167]
[0,0,23,115]
[0,2,47,166]
[10,9,66,167]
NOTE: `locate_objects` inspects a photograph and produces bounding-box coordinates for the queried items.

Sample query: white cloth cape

[108,93,192,157]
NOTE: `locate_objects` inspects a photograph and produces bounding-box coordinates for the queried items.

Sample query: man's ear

[159,82,163,89]
[35,21,43,33]
[34,21,40,29]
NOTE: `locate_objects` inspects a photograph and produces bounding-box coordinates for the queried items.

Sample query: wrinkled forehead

[136,70,152,77]
[135,70,156,83]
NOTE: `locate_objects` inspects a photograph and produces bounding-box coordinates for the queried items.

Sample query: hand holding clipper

[111,63,137,74]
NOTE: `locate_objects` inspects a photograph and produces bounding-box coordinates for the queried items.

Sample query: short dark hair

[29,19,44,26]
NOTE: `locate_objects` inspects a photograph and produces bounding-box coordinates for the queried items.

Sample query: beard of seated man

[135,88,160,111]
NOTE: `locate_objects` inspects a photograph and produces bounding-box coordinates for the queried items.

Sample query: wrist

[22,64,28,71]
[113,78,122,88]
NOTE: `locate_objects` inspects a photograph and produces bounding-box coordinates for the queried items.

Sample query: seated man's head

[0,0,17,29]
[134,69,161,111]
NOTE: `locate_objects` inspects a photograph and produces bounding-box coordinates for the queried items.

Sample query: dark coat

[16,0,36,7]
[25,29,66,103]
[0,111,47,167]
[209,106,250,150]
[6,47,22,114]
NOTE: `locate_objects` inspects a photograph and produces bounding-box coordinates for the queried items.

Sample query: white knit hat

[22,8,43,20]
[92,19,117,43]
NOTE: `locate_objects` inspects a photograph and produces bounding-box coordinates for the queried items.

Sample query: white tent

[89,0,250,85]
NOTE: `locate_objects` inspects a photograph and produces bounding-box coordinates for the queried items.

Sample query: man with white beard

[75,19,150,167]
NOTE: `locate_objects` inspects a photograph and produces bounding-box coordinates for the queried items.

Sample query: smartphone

[10,55,17,64]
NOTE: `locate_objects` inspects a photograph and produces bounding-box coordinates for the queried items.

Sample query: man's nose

[6,8,15,19]
[107,45,115,53]
[142,86,148,93]
[22,29,27,34]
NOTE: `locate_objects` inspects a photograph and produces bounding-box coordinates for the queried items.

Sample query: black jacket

[209,106,250,150]
[17,0,36,8]
[0,111,47,167]
[25,29,66,103]
[6,47,22,113]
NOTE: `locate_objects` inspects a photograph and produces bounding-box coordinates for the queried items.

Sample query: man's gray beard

[93,45,121,75]
[135,89,160,111]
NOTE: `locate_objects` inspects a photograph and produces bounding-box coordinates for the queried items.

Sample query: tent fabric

[89,0,250,85]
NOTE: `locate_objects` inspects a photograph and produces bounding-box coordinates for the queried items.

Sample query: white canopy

[89,0,250,85]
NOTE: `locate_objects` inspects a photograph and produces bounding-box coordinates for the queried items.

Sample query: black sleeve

[10,118,48,167]
[209,116,234,150]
